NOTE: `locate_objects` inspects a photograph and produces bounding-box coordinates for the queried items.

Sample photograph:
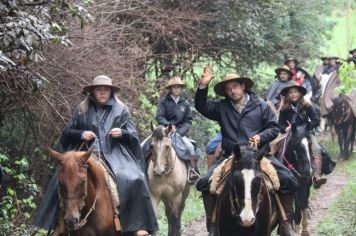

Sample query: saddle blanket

[209,156,280,195]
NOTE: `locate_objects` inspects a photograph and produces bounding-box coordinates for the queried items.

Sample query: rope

[281,121,301,177]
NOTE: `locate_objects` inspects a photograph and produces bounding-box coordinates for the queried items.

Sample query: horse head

[230,144,264,227]
[49,148,92,231]
[150,123,175,176]
[287,123,312,177]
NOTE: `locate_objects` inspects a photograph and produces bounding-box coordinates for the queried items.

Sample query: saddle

[209,156,280,195]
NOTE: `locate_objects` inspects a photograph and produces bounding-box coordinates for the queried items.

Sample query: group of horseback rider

[33,48,355,235]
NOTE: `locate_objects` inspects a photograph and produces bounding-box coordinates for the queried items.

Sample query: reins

[281,121,301,177]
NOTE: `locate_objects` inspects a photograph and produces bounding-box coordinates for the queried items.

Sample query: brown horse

[147,124,190,236]
[48,148,120,236]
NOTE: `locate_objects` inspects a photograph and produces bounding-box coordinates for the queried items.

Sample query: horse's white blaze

[240,169,255,226]
[301,138,313,174]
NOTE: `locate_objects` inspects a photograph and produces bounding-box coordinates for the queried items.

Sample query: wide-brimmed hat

[349,48,356,54]
[165,76,186,89]
[82,75,120,94]
[275,65,293,77]
[297,67,311,79]
[280,81,307,96]
[214,73,254,97]
[284,57,299,65]
[320,55,339,60]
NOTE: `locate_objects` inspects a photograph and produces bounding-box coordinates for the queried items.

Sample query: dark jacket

[156,95,193,136]
[33,96,158,233]
[278,103,319,133]
[195,88,279,154]
[265,79,290,108]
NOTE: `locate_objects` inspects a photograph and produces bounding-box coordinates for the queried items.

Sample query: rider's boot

[313,154,327,189]
[202,194,217,236]
[187,156,200,183]
[278,194,295,236]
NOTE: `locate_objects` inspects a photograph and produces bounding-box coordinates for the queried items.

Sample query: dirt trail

[182,164,349,236]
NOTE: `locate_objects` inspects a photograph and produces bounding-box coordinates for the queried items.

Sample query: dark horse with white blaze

[216,145,278,236]
[328,94,355,160]
[148,124,190,236]
[48,148,121,236]
[275,123,313,236]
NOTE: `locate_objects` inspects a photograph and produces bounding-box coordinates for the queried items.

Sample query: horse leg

[164,194,184,236]
[301,209,310,236]
[150,194,161,236]
[335,126,344,161]
[345,123,354,159]
[294,200,302,235]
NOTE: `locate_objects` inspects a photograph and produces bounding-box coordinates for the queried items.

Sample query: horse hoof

[301,230,310,236]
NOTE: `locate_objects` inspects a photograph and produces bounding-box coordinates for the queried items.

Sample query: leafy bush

[0,152,39,235]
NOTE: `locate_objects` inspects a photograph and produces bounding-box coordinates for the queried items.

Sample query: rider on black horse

[278,81,327,189]
[195,65,298,236]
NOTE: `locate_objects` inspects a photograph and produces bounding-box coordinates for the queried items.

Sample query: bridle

[58,151,99,230]
[229,147,264,219]
[152,136,177,176]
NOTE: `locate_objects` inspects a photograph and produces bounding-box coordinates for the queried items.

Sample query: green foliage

[336,63,356,94]
[0,152,40,235]
[317,154,356,235]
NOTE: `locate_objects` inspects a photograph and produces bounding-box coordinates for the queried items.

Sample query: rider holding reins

[279,81,327,189]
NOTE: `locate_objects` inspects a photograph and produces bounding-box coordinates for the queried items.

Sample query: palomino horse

[48,148,120,236]
[275,124,313,236]
[216,145,278,236]
[148,124,190,236]
[328,94,355,160]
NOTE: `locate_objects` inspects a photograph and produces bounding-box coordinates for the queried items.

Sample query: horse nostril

[65,217,79,229]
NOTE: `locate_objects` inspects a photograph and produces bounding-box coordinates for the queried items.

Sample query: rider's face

[93,86,112,105]
[279,71,290,81]
[288,61,296,69]
[225,81,245,102]
[170,85,182,96]
[288,88,301,102]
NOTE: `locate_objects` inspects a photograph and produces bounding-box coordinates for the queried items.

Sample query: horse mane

[288,124,308,149]
[87,157,108,196]
[152,125,165,140]
[233,148,259,171]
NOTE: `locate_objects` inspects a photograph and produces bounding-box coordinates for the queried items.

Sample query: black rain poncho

[33,95,158,233]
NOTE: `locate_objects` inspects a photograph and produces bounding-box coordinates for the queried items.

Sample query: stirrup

[187,168,201,183]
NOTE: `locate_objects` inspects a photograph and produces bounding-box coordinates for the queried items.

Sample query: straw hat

[280,81,307,96]
[82,75,120,94]
[275,65,293,77]
[165,76,186,89]
[213,73,254,97]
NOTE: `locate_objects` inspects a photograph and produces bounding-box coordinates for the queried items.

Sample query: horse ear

[48,148,64,162]
[82,148,93,162]
[151,121,156,132]
[233,144,241,159]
